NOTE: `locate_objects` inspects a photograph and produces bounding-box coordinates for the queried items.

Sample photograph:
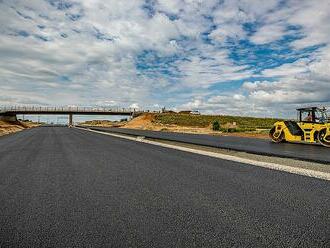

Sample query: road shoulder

[75,127,330,181]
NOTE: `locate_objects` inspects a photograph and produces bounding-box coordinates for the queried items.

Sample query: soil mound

[122,114,157,130]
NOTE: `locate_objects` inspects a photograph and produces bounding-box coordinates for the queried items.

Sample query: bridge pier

[69,114,73,127]
[0,114,17,122]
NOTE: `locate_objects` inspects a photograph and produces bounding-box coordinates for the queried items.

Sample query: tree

[212,120,220,131]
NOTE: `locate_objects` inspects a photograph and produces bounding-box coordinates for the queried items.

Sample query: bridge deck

[0,107,147,115]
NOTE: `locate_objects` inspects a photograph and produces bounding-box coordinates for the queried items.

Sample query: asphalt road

[0,127,329,247]
[86,127,330,164]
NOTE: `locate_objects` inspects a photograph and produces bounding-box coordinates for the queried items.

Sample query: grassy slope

[154,113,279,130]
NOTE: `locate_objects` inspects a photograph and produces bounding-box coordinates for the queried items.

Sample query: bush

[212,120,220,131]
[227,128,238,133]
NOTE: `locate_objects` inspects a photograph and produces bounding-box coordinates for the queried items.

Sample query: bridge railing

[0,106,146,113]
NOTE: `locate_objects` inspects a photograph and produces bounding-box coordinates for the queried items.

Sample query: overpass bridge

[0,106,147,126]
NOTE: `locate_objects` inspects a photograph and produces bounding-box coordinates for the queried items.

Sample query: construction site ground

[80,113,270,139]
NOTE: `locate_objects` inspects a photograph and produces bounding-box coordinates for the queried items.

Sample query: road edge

[82,126,330,164]
[75,127,330,181]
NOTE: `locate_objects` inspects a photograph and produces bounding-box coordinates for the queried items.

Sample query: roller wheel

[318,129,330,147]
[269,127,284,143]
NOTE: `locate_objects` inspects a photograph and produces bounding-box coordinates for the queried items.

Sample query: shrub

[212,120,220,131]
[227,128,238,133]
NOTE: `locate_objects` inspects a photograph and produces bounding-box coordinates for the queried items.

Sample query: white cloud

[261,58,311,77]
[175,48,252,89]
[129,103,140,109]
[288,0,330,49]
[0,0,329,117]
[250,23,285,44]
[209,23,245,43]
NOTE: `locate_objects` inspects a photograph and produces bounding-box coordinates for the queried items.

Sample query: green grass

[154,113,279,130]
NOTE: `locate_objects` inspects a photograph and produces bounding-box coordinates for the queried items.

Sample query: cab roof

[296,107,321,111]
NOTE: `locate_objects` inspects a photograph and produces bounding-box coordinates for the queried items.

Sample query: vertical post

[69,114,73,127]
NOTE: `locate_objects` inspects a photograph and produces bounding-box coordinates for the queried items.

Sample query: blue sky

[0,0,330,118]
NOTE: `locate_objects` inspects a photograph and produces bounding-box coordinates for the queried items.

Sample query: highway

[0,127,329,247]
[86,127,330,164]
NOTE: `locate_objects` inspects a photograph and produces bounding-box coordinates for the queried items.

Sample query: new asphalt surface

[85,127,330,164]
[0,127,329,247]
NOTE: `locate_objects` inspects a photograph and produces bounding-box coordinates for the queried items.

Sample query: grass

[154,113,280,130]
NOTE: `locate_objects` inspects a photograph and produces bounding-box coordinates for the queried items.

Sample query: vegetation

[212,120,220,131]
[154,113,279,130]
[220,127,257,133]
[80,120,114,125]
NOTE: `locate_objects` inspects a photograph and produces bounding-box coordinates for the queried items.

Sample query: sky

[1,0,330,118]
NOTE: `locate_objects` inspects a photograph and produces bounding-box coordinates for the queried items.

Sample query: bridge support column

[0,114,17,122]
[68,114,73,127]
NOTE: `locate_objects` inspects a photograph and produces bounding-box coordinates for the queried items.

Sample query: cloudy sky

[1,0,330,118]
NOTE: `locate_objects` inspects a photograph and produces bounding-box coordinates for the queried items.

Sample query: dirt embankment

[122,114,159,130]
[79,113,273,139]
[120,113,271,139]
[0,120,39,137]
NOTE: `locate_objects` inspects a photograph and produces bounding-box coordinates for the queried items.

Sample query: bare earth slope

[0,120,39,136]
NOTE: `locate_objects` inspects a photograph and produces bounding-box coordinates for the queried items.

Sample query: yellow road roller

[270,107,330,147]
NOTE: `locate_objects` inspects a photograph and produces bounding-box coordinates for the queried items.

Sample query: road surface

[86,127,330,164]
[0,127,329,247]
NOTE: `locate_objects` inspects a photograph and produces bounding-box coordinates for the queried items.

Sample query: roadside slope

[119,113,276,139]
[0,120,38,136]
